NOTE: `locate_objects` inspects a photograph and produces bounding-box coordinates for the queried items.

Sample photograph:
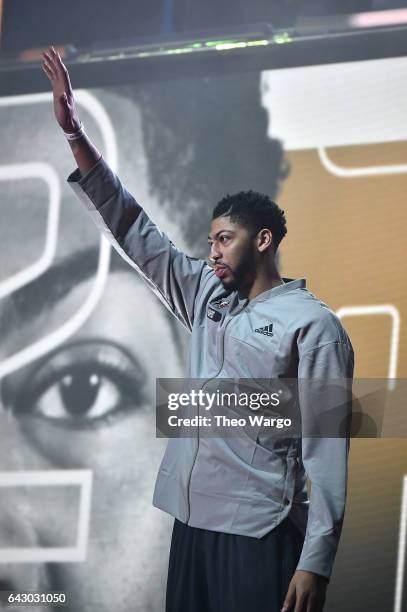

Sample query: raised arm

[42,47,214,332]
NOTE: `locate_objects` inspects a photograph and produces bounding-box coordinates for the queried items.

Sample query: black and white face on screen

[0,94,185,612]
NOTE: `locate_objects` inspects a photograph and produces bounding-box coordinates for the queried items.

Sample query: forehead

[209,216,245,237]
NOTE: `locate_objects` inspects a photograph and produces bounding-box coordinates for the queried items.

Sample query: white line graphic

[0,91,117,380]
[318,147,407,178]
[0,470,92,563]
[394,474,407,612]
[0,163,60,300]
[0,92,117,565]
[336,305,400,391]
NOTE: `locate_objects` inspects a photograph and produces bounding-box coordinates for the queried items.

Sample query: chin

[220,276,238,291]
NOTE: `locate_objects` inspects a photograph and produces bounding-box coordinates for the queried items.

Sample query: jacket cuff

[296,560,331,582]
[295,531,342,581]
[67,156,120,212]
[67,155,107,189]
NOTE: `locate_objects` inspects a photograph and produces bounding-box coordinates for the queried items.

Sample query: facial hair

[219,242,257,293]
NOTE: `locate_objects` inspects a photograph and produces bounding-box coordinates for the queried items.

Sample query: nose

[209,242,221,263]
[0,501,48,593]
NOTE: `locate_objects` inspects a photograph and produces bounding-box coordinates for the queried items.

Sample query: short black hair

[212,190,287,250]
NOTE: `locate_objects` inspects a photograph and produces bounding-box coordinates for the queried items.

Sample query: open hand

[42,46,81,134]
[281,570,327,612]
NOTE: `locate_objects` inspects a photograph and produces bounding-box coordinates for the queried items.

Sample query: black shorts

[166,516,305,612]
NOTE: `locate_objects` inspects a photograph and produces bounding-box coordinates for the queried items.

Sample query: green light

[205,39,237,47]
[164,48,194,55]
[216,41,248,51]
[273,32,293,44]
[246,40,269,47]
[81,34,276,63]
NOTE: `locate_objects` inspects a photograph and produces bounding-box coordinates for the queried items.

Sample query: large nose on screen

[0,506,48,598]
[0,415,49,600]
[0,413,91,609]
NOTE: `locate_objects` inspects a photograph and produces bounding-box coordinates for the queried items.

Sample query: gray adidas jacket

[68,157,354,581]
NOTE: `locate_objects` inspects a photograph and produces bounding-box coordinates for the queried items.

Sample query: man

[42,46,354,612]
[0,48,286,612]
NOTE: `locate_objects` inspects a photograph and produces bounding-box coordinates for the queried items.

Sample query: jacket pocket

[242,439,289,504]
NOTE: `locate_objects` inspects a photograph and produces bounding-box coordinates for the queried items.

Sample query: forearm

[67,131,102,176]
[67,157,211,332]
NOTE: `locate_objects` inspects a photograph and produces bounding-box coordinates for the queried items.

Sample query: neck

[247,276,284,301]
[239,263,283,301]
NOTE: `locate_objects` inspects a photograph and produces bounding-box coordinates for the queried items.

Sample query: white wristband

[64,122,85,141]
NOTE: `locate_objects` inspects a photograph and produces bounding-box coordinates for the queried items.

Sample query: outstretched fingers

[51,47,63,69]
[42,62,54,81]
[45,46,73,91]
[52,47,67,72]
[43,47,61,74]
[42,50,56,76]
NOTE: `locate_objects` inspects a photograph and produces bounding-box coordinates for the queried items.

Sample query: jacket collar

[237,277,306,305]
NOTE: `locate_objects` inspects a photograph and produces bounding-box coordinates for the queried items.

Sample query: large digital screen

[0,55,406,611]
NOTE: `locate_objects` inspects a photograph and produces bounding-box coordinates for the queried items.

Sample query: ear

[257,228,273,253]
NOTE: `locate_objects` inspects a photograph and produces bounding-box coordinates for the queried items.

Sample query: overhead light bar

[77,26,283,63]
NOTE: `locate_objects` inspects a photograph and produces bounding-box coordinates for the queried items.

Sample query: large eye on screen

[1,341,149,429]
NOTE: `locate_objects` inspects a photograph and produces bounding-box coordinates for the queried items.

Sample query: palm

[42,47,80,133]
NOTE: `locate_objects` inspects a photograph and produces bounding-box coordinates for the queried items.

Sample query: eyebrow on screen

[0,246,129,328]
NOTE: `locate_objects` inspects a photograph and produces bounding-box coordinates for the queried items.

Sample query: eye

[2,341,148,429]
[219,235,230,244]
[34,368,122,422]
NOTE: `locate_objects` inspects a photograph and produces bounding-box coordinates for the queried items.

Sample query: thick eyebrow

[0,246,129,329]
[207,230,235,241]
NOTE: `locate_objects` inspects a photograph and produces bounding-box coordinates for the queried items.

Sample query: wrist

[63,121,85,141]
[63,117,82,135]
[296,569,329,585]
